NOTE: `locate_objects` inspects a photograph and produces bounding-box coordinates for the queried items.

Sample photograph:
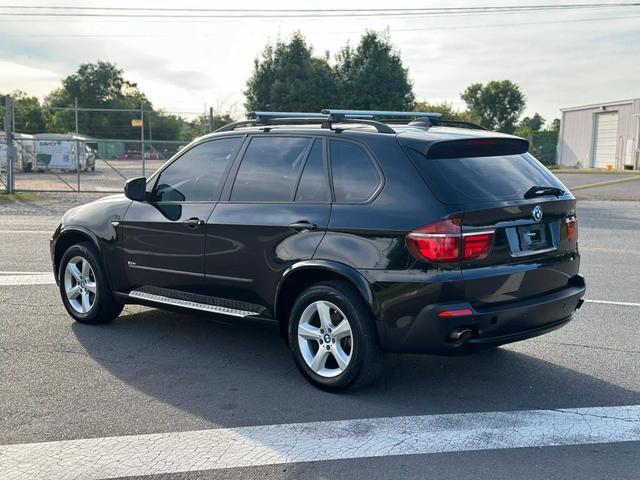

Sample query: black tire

[288,280,384,391]
[58,242,123,324]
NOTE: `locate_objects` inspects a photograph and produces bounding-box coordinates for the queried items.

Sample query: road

[0,195,639,479]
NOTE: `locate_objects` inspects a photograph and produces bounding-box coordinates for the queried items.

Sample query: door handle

[288,221,318,231]
[183,217,205,228]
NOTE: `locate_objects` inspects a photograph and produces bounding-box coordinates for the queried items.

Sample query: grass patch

[0,192,39,203]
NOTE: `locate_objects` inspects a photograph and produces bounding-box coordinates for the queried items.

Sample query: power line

[387,13,640,32]
[2,3,640,13]
[0,3,639,19]
[0,13,638,37]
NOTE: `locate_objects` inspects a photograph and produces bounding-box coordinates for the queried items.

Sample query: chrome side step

[129,290,259,318]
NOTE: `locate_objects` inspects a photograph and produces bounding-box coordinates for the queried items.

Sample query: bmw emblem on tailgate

[532,205,543,222]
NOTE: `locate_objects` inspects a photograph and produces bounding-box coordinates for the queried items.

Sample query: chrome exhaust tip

[449,328,473,343]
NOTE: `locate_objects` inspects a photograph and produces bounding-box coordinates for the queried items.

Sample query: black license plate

[517,224,548,251]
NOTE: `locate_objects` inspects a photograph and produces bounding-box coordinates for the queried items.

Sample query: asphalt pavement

[0,184,639,479]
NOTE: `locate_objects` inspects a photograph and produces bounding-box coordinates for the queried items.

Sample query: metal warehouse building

[558,98,640,170]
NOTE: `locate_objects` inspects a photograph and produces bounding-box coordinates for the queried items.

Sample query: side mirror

[124,177,147,202]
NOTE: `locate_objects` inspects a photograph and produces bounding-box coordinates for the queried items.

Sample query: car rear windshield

[405,149,567,205]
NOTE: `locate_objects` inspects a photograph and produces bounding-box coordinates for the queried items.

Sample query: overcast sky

[1,1,639,122]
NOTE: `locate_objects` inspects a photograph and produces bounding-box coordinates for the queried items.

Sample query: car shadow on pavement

[73,306,640,428]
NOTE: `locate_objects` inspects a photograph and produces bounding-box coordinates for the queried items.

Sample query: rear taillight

[406,218,495,263]
[463,231,495,260]
[565,216,578,242]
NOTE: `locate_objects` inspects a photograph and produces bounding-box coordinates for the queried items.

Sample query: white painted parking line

[2,405,640,480]
[0,230,52,234]
[0,273,55,286]
[580,246,640,255]
[0,271,53,275]
[585,299,640,308]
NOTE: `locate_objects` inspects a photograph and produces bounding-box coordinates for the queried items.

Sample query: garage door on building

[592,111,618,168]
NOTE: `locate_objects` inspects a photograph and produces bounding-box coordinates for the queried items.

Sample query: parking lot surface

[0,185,639,479]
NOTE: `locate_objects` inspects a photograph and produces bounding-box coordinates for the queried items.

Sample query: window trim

[292,138,331,204]
[221,133,328,204]
[328,138,385,205]
[289,139,315,202]
[145,135,246,204]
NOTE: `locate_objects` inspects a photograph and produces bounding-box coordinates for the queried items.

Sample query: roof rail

[321,109,443,120]
[251,111,373,120]
[215,111,395,134]
[214,109,484,135]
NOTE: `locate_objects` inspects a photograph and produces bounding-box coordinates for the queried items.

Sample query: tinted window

[231,136,310,202]
[295,140,329,202]
[405,150,567,204]
[330,141,380,202]
[152,138,241,202]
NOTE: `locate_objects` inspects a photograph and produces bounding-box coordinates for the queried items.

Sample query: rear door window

[295,139,329,202]
[405,149,567,204]
[330,140,380,202]
[231,136,311,202]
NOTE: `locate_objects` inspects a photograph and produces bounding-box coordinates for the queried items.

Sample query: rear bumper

[378,275,586,355]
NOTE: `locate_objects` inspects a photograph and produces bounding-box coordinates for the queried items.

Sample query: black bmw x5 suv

[51,109,585,391]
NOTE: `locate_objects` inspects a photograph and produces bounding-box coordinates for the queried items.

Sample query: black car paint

[51,126,585,355]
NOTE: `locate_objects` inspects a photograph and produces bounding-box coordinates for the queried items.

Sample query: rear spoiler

[407,137,529,160]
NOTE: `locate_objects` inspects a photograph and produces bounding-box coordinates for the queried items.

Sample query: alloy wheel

[64,256,97,314]
[297,300,353,378]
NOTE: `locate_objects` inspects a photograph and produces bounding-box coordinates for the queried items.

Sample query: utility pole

[75,97,80,191]
[208,107,214,133]
[140,101,145,177]
[4,96,15,193]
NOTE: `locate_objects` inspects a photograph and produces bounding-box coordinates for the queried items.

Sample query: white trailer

[31,134,96,172]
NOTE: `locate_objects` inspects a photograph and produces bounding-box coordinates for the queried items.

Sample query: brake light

[565,216,578,242]
[406,218,495,263]
[463,231,495,260]
[466,138,498,147]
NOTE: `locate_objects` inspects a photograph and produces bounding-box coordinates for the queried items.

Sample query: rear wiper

[524,185,565,199]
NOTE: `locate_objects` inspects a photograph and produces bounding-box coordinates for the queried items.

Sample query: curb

[571,176,640,191]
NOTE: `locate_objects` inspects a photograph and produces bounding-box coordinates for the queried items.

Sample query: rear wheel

[288,281,384,391]
[58,242,123,324]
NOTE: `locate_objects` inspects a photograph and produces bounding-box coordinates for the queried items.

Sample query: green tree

[334,31,414,110]
[514,115,561,167]
[188,112,234,138]
[414,101,480,124]
[1,91,49,134]
[518,113,545,133]
[244,32,337,112]
[460,80,525,133]
[44,61,187,141]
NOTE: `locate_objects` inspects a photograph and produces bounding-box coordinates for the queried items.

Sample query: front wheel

[58,242,123,324]
[288,281,384,391]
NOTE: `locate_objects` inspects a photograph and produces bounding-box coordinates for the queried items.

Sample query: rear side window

[405,149,567,204]
[151,137,241,202]
[330,140,380,202]
[231,136,311,202]
[295,140,329,202]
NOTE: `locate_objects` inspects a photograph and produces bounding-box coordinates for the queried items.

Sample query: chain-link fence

[9,136,187,193]
[1,97,212,193]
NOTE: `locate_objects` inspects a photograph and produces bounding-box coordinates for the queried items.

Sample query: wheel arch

[53,227,103,284]
[274,260,379,339]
